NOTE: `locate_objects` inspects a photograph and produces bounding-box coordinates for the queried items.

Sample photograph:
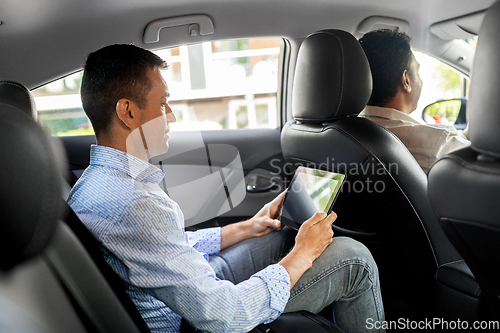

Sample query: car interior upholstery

[0,79,159,333]
[0,80,88,332]
[428,0,500,321]
[280,29,481,320]
[2,0,500,331]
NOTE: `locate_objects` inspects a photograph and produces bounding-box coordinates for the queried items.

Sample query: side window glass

[158,38,281,131]
[412,37,477,126]
[32,72,89,136]
[412,51,469,123]
[33,37,282,136]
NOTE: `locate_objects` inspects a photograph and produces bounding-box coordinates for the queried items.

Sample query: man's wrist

[278,248,313,289]
[240,218,258,238]
[284,247,313,270]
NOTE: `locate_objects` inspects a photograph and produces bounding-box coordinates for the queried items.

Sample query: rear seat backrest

[0,80,150,333]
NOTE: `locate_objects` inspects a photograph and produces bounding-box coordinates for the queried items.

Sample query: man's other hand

[220,190,286,250]
[279,211,337,288]
[247,190,287,237]
[294,212,336,262]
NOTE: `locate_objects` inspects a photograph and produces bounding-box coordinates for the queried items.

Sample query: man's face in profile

[408,52,423,112]
[130,68,176,158]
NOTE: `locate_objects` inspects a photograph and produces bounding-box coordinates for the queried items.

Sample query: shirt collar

[361,105,425,124]
[89,145,164,184]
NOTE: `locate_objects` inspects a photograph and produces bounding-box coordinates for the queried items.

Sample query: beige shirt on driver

[359,105,470,174]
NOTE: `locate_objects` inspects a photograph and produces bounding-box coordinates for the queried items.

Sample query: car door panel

[60,128,285,229]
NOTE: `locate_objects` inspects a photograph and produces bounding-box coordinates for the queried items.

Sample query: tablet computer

[279,166,346,230]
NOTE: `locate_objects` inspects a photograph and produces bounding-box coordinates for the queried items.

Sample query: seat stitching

[474,285,481,297]
[437,259,465,268]
[328,32,344,119]
[434,259,465,280]
[433,153,500,176]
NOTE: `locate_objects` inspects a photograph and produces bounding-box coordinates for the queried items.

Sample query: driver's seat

[281,29,466,319]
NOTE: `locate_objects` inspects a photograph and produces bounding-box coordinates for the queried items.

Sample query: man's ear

[402,70,412,93]
[115,98,137,129]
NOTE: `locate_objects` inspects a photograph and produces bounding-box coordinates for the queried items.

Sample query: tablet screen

[280,166,346,230]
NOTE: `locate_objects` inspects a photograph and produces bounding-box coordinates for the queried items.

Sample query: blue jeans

[208,227,385,332]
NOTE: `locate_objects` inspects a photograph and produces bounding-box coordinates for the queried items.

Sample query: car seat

[428,0,500,320]
[280,29,474,320]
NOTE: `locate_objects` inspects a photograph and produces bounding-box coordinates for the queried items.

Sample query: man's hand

[279,211,337,288]
[294,211,336,262]
[220,190,287,250]
[247,190,287,237]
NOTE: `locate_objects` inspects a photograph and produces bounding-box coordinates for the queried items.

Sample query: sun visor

[430,11,486,40]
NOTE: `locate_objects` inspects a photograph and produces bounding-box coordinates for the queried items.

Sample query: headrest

[0,80,37,120]
[0,104,64,271]
[292,29,372,123]
[468,0,500,157]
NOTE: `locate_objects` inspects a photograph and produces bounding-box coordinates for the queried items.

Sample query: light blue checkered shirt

[67,145,290,332]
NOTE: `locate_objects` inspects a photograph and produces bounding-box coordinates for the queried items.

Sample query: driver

[358,29,470,173]
[67,43,385,332]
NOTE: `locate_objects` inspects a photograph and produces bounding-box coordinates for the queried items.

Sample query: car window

[411,36,477,123]
[411,51,469,122]
[32,37,282,136]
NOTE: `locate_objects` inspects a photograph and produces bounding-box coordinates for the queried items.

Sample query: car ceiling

[0,0,495,89]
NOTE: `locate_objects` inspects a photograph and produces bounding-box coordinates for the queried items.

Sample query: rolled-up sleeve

[103,196,291,332]
[436,127,471,159]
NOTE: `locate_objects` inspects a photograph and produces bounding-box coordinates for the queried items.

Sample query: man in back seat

[68,44,385,333]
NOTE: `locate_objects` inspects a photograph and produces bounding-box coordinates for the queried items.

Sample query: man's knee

[325,236,377,273]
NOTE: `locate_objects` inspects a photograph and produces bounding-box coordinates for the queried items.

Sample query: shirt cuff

[252,263,291,317]
[186,227,221,256]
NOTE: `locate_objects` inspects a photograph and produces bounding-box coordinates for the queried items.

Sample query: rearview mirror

[422,98,467,130]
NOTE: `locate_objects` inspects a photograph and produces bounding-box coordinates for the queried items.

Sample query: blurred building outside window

[33,37,282,136]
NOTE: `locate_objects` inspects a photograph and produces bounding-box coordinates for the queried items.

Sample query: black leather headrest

[0,103,64,271]
[0,80,37,120]
[468,0,500,157]
[292,29,372,123]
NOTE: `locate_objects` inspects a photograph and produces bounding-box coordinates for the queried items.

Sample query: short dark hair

[359,29,413,106]
[81,44,167,136]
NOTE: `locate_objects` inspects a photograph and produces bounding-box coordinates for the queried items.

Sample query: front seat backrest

[428,0,500,317]
[282,29,462,317]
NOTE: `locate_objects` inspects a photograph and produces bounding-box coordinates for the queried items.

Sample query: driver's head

[359,29,421,110]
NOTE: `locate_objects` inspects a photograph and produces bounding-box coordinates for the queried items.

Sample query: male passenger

[359,29,470,173]
[68,44,384,332]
